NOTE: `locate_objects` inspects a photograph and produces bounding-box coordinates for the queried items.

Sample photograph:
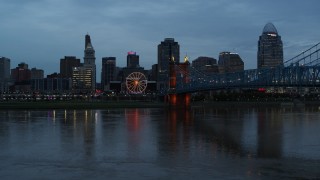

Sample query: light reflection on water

[0,106,319,179]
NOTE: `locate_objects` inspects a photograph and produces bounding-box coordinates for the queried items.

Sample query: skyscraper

[157,38,180,90]
[127,51,139,68]
[0,57,11,92]
[257,23,283,69]
[60,56,80,78]
[84,34,96,90]
[101,57,116,90]
[0,57,10,80]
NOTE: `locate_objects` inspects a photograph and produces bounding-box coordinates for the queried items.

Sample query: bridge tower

[168,58,177,106]
[167,55,191,108]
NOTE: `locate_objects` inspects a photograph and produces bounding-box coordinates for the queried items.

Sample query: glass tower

[257,23,283,69]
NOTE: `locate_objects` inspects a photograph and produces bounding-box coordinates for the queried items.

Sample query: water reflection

[256,108,283,158]
[192,108,246,157]
[0,106,319,179]
[157,109,194,157]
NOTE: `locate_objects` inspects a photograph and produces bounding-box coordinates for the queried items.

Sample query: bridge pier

[167,93,190,108]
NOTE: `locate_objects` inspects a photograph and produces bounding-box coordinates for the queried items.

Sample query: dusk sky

[1,0,319,81]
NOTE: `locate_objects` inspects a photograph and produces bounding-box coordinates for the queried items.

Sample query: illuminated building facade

[257,23,283,69]
[218,52,244,73]
[72,66,93,92]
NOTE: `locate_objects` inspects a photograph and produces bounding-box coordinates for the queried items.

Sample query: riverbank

[0,101,167,109]
[192,100,320,109]
[0,100,319,110]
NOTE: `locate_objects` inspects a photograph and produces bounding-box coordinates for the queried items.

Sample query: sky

[1,0,319,81]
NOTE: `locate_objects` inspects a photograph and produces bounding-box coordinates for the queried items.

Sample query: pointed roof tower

[86,42,94,50]
[85,33,91,49]
[262,23,278,34]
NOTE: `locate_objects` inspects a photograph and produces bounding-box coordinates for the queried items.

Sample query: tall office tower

[84,34,96,90]
[157,38,180,90]
[0,57,10,79]
[101,57,116,90]
[0,57,10,92]
[257,23,283,69]
[218,52,244,73]
[30,68,44,79]
[127,51,139,68]
[60,56,81,78]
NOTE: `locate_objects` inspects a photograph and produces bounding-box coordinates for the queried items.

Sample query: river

[0,106,319,179]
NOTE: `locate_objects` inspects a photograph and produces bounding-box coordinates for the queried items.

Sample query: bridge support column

[167,57,191,108]
[167,93,190,108]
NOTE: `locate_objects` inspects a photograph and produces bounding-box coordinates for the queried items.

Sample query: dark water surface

[0,106,319,179]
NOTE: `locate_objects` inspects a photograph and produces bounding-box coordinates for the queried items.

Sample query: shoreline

[0,100,319,110]
[0,101,167,109]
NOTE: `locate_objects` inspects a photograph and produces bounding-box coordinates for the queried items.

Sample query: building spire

[85,33,91,49]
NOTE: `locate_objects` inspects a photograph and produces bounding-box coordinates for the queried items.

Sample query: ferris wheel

[126,72,148,94]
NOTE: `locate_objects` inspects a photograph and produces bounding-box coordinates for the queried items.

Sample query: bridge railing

[284,42,320,67]
[173,42,320,93]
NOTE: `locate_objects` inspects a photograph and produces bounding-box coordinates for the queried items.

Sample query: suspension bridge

[166,42,320,107]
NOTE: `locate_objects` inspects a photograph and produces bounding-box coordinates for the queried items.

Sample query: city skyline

[1,0,320,82]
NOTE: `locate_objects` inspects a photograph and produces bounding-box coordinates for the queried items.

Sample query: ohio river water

[0,106,319,179]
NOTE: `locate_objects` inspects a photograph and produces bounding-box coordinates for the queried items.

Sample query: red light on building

[258,88,266,92]
[127,51,136,55]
